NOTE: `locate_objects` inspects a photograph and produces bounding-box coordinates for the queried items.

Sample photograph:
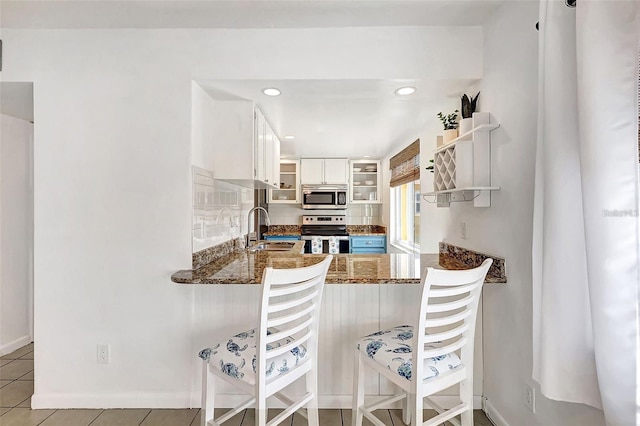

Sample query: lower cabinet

[349,235,387,254]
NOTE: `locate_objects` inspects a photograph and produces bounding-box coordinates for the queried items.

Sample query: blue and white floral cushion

[199,328,307,385]
[356,325,462,381]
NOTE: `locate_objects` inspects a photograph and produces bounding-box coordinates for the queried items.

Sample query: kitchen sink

[248,242,296,252]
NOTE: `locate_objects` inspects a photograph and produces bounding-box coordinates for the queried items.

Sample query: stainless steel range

[301,215,350,254]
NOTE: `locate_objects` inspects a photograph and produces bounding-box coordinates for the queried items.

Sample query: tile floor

[1,343,494,426]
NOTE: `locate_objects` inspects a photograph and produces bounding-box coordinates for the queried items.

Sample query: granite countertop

[171,250,482,285]
[263,225,301,237]
[173,240,506,285]
[346,225,387,236]
[173,247,423,285]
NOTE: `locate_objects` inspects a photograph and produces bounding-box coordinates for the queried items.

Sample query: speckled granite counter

[346,225,387,236]
[172,251,423,284]
[263,225,301,237]
[174,240,505,285]
[173,252,506,284]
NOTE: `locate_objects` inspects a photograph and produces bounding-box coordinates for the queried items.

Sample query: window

[389,139,420,253]
[391,180,420,252]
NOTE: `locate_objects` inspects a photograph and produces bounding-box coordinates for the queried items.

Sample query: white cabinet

[300,159,324,184]
[350,160,382,203]
[425,112,500,207]
[211,101,279,189]
[254,109,267,182]
[263,118,280,187]
[324,159,349,184]
[300,158,349,184]
[269,160,300,203]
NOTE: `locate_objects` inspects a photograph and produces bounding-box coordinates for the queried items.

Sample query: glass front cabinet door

[350,160,382,204]
[270,160,300,204]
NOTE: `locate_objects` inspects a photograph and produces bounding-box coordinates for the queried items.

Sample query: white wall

[470,3,605,425]
[0,114,33,355]
[2,26,483,408]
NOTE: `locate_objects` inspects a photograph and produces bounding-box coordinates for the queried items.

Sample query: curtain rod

[536,0,576,31]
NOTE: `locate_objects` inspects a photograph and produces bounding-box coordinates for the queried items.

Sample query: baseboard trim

[0,335,32,356]
[211,394,483,409]
[483,397,509,426]
[32,391,483,410]
[31,392,192,409]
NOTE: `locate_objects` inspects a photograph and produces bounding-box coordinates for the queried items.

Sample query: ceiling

[1,0,505,29]
[0,0,500,157]
[198,79,480,158]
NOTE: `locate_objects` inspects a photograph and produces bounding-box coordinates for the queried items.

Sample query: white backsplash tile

[192,166,254,253]
[268,203,380,226]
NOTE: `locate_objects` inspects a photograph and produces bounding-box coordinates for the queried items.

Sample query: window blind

[389,139,420,187]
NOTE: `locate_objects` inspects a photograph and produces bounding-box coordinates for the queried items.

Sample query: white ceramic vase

[442,129,459,145]
[458,117,473,135]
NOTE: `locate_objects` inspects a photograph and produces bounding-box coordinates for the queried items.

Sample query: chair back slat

[254,255,333,386]
[428,283,477,298]
[424,308,471,328]
[267,304,315,328]
[423,337,467,359]
[422,323,468,344]
[265,317,313,344]
[265,330,312,360]
[267,288,319,314]
[411,259,492,392]
[425,294,474,313]
[419,267,489,286]
[268,277,323,297]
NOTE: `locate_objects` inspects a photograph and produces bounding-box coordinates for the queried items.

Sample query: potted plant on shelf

[437,110,459,146]
[459,92,480,134]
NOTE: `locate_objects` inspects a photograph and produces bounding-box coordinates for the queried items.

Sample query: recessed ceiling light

[363,155,371,158]
[284,135,296,140]
[262,87,281,96]
[394,86,416,96]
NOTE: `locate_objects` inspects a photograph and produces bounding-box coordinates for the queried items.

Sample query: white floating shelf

[424,186,501,195]
[434,123,500,154]
[423,186,500,208]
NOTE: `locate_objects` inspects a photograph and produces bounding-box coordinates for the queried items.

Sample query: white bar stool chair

[352,259,492,426]
[199,255,333,426]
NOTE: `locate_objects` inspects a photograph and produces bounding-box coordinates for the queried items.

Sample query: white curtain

[532,1,639,425]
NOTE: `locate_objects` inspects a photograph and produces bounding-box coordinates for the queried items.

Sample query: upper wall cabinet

[300,158,349,185]
[270,160,300,203]
[258,110,281,188]
[350,160,382,203]
[211,101,279,189]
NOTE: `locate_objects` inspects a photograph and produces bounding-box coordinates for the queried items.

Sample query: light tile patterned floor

[0,343,494,426]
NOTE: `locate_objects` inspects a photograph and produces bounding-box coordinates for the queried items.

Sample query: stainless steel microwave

[301,184,348,210]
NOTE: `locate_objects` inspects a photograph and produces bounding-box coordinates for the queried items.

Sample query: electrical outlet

[461,222,467,240]
[525,384,536,413]
[97,344,110,364]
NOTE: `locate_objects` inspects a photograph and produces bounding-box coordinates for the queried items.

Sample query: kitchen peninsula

[171,242,505,285]
[174,242,505,407]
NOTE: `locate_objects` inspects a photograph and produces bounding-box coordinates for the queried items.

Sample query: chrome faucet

[246,206,270,248]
